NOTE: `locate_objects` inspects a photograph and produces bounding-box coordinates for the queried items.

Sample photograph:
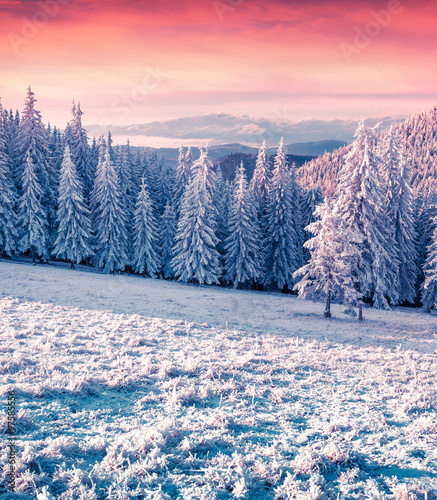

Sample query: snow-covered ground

[0,260,436,499]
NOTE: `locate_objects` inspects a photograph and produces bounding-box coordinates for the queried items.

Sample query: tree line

[0,88,436,315]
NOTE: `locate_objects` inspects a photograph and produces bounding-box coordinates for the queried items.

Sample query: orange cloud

[0,0,436,126]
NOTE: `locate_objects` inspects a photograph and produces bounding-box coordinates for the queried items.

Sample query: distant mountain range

[138,140,347,166]
[87,113,405,151]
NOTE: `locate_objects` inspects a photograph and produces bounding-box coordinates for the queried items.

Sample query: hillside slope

[1,260,436,351]
[0,261,436,499]
[297,106,437,197]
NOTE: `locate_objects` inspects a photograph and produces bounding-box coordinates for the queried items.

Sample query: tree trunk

[31,247,35,263]
[324,290,332,318]
[358,303,364,322]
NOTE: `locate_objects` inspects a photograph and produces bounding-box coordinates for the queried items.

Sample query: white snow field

[0,260,437,499]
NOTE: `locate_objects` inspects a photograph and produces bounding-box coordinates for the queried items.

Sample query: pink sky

[1,0,437,128]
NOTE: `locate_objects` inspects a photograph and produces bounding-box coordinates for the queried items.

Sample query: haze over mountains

[87,113,405,152]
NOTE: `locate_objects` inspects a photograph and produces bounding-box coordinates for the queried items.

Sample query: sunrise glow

[1,0,437,127]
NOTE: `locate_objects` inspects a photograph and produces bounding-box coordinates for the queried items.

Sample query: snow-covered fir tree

[0,104,10,153]
[107,130,115,163]
[17,87,50,183]
[421,212,437,312]
[300,187,324,263]
[333,122,400,309]
[140,151,163,215]
[0,101,5,146]
[225,162,263,288]
[115,143,135,222]
[174,145,192,217]
[414,149,437,200]
[264,139,302,290]
[159,201,177,279]
[69,102,93,201]
[89,136,100,183]
[296,143,350,198]
[415,196,437,300]
[0,101,15,165]
[52,145,94,268]
[131,150,143,186]
[47,125,64,181]
[114,141,136,263]
[3,107,20,184]
[172,149,221,285]
[133,179,159,277]
[294,203,363,318]
[63,122,73,150]
[93,147,129,273]
[17,87,56,243]
[0,102,17,255]
[185,146,194,173]
[18,151,48,261]
[89,137,107,231]
[192,146,217,194]
[294,202,363,318]
[250,140,271,209]
[213,166,230,275]
[287,161,305,269]
[160,164,177,213]
[379,128,417,303]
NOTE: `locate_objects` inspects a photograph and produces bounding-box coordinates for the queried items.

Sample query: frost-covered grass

[0,261,437,499]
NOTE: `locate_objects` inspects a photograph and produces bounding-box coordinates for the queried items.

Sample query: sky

[1,0,437,131]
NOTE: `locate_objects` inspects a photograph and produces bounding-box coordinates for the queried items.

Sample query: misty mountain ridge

[87,113,404,149]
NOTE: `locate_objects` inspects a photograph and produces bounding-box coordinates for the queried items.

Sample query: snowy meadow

[1,262,437,499]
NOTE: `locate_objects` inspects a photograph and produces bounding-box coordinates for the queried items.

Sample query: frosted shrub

[205,408,233,430]
[392,483,418,500]
[179,484,217,500]
[275,472,307,499]
[184,355,200,374]
[43,436,81,459]
[127,336,147,347]
[323,442,355,467]
[270,387,286,404]
[292,452,330,475]
[67,375,100,395]
[338,467,360,484]
[158,359,176,378]
[72,483,98,500]
[306,484,327,500]
[15,469,42,494]
[37,485,55,500]
[197,383,212,400]
[276,473,328,500]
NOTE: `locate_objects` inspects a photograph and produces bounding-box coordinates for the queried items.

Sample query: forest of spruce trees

[0,87,436,316]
